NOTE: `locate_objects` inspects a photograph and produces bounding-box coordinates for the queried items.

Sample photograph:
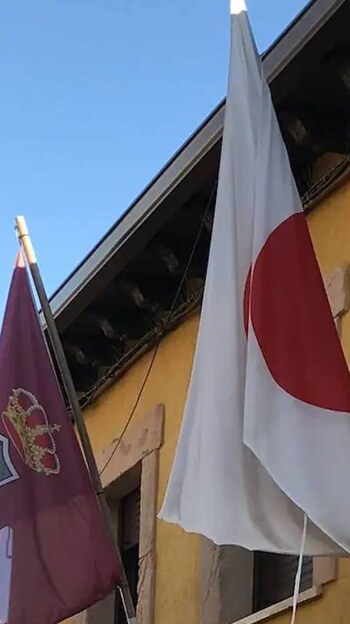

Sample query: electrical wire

[99,182,217,477]
[98,149,350,478]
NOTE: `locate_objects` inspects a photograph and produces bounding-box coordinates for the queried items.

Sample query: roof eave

[46,0,347,324]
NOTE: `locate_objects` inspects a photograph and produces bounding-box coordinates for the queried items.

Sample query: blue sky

[0,0,308,317]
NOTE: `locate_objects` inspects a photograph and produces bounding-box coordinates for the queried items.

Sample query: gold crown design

[2,388,61,476]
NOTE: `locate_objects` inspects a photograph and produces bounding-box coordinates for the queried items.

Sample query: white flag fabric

[159,0,350,555]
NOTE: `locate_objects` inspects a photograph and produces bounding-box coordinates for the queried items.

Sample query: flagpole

[15,216,137,624]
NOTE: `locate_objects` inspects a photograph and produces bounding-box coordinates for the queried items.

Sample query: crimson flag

[0,254,120,624]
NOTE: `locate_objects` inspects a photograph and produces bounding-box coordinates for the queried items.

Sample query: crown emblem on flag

[1,388,61,476]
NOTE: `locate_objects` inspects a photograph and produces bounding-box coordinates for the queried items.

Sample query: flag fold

[159,1,350,555]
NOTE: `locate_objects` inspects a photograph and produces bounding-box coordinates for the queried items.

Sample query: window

[253,553,313,612]
[87,472,141,624]
[200,542,315,624]
[83,406,162,624]
[117,488,141,624]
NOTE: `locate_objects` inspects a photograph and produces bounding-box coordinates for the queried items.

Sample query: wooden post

[15,216,137,624]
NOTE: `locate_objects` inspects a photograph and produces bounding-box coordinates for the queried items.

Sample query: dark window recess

[117,488,141,624]
[253,554,313,612]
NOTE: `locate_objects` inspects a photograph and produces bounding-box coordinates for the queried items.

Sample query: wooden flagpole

[15,216,137,624]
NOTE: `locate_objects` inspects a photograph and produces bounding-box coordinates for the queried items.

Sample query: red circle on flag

[244,213,350,412]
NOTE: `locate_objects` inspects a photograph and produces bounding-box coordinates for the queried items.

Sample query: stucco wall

[85,314,201,624]
[308,179,350,363]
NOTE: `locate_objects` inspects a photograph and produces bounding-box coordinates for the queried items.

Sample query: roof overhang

[46,0,348,329]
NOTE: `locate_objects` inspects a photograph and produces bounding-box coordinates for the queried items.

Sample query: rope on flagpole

[290,514,308,624]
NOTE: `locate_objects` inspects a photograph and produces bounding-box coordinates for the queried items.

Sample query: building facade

[77,178,350,624]
[55,1,350,623]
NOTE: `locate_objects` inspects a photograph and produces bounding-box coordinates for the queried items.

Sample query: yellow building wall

[84,175,350,624]
[308,178,350,365]
[85,314,201,624]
